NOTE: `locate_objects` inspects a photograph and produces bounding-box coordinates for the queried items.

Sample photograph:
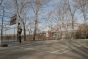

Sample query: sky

[0,0,86,35]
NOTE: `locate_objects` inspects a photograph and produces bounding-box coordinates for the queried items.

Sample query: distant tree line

[75,24,88,39]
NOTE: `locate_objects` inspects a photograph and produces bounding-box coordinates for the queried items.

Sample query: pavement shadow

[0,50,37,59]
[70,43,88,59]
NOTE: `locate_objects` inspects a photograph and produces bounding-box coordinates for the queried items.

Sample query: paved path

[0,40,88,59]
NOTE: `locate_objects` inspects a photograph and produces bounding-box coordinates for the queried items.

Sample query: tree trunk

[33,19,37,40]
[1,7,4,46]
[23,24,26,41]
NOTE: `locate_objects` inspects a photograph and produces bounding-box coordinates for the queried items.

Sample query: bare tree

[73,0,88,39]
[15,0,31,41]
[65,0,78,39]
[31,0,50,40]
[74,0,88,23]
[53,0,79,39]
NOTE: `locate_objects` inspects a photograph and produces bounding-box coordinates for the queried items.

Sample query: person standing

[17,23,22,43]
